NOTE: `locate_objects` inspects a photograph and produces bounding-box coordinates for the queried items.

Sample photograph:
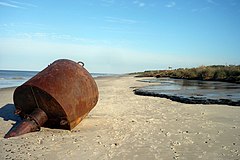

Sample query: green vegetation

[135,65,240,83]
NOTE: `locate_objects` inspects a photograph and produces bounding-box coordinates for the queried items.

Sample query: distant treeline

[134,65,240,83]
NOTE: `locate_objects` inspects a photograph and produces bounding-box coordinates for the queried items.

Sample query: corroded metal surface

[5,59,98,138]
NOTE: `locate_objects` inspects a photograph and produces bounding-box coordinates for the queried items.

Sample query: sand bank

[0,75,240,159]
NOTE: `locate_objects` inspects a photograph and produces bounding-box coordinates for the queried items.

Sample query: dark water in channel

[135,78,240,106]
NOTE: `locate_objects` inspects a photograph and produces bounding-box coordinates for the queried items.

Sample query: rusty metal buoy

[4,59,99,138]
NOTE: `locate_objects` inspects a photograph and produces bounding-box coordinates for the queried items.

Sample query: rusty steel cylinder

[4,59,99,138]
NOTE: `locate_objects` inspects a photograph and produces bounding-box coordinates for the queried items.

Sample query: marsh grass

[135,65,240,83]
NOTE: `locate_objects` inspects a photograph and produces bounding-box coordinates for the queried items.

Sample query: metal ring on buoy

[77,61,84,67]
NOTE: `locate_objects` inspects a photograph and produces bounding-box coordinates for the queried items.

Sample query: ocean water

[0,70,110,89]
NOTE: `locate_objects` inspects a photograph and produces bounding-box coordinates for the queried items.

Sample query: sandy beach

[0,75,240,160]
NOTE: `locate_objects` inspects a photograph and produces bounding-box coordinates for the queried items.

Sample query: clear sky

[0,0,240,73]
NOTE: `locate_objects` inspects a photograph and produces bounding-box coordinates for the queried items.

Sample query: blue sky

[0,0,240,73]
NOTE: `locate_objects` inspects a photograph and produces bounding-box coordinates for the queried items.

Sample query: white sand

[0,75,240,159]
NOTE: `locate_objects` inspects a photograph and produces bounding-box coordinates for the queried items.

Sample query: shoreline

[0,70,115,89]
[0,75,119,90]
[136,75,240,84]
[1,75,240,159]
[134,77,240,106]
[0,87,17,90]
[134,89,240,106]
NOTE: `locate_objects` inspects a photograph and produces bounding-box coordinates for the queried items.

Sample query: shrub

[135,65,240,83]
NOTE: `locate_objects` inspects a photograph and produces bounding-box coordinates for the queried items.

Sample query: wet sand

[0,75,240,159]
